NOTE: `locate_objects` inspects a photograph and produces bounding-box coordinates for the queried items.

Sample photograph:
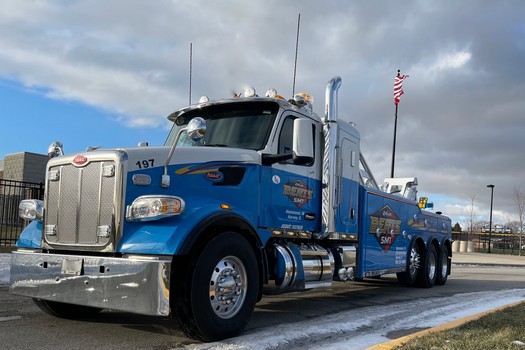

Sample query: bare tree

[464,194,478,242]
[513,186,525,256]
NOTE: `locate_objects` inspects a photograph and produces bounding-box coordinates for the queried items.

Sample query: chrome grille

[45,159,117,249]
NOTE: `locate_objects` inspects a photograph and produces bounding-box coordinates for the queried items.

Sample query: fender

[442,238,453,252]
[178,211,262,255]
[424,235,449,255]
[410,235,426,254]
[16,220,42,249]
[175,211,267,302]
[119,202,263,256]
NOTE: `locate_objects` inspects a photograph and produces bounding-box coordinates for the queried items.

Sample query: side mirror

[48,141,64,158]
[292,119,314,165]
[187,117,206,142]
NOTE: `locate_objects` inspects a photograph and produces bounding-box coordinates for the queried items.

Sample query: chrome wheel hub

[428,254,436,279]
[441,254,448,278]
[209,256,247,319]
[409,247,420,276]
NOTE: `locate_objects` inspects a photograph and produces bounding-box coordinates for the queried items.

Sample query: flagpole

[390,101,398,178]
[391,69,408,178]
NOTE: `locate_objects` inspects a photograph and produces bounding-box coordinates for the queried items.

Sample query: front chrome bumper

[10,251,171,316]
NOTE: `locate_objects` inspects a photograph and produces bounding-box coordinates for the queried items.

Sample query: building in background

[1,152,47,184]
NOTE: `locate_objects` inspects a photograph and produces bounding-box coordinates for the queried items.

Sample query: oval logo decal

[205,171,223,182]
[73,155,88,166]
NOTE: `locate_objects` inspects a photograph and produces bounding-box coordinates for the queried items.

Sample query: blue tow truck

[11,77,452,341]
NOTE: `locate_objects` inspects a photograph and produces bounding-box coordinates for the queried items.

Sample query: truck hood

[48,146,261,171]
[125,146,261,172]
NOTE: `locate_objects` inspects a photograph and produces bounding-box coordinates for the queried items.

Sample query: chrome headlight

[126,195,185,222]
[19,200,44,221]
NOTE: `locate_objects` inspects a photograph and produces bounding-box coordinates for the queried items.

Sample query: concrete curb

[366,300,525,350]
[452,262,525,268]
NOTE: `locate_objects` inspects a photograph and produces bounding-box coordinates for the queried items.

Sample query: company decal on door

[283,179,313,208]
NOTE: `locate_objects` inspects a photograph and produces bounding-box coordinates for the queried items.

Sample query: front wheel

[172,232,259,341]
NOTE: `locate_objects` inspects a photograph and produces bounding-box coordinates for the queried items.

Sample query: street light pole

[487,184,495,253]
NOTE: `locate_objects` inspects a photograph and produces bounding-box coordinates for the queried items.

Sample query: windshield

[164,101,279,150]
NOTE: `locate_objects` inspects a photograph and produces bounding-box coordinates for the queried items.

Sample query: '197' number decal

[136,159,154,169]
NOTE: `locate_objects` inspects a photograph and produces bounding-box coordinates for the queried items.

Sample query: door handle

[304,213,316,221]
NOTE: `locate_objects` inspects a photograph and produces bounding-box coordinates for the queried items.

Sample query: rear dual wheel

[417,244,437,288]
[397,241,439,288]
[397,242,421,285]
[436,245,450,286]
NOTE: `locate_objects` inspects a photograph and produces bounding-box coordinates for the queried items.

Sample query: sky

[0,0,524,227]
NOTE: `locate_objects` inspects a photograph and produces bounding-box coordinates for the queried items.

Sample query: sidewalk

[452,251,525,267]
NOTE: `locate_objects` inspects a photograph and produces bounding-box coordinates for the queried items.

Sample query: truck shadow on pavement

[52,275,524,341]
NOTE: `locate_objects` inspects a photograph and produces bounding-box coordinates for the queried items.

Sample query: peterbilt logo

[72,155,88,166]
[369,205,401,252]
[205,171,224,182]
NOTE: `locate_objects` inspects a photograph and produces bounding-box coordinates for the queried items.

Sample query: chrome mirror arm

[161,117,206,188]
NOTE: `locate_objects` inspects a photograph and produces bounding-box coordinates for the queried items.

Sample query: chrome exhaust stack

[324,76,342,123]
[321,77,342,237]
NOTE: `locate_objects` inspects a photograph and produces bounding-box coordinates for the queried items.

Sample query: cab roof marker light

[265,88,277,98]
[126,195,185,222]
[243,87,256,97]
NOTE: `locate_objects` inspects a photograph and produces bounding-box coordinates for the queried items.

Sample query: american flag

[394,72,409,105]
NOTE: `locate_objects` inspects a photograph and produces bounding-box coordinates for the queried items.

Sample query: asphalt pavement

[1,251,524,350]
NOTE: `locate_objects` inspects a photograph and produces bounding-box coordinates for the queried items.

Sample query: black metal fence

[0,179,44,246]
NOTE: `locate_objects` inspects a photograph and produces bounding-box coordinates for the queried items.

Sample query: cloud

[433,51,472,71]
[0,0,524,226]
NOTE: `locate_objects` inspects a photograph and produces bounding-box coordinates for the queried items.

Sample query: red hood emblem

[73,155,88,166]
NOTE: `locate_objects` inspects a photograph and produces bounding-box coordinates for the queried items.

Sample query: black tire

[33,299,102,318]
[436,245,450,286]
[417,244,437,288]
[172,232,259,342]
[397,241,421,286]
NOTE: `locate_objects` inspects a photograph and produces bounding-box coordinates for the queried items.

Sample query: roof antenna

[189,42,193,105]
[292,13,301,96]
